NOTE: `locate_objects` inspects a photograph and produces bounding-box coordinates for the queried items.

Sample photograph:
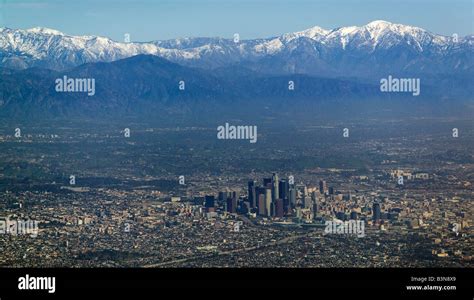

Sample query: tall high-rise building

[279,179,289,200]
[283,198,290,215]
[319,180,327,195]
[205,195,215,208]
[275,199,284,218]
[258,194,266,216]
[265,187,272,217]
[263,178,272,187]
[205,195,215,212]
[227,197,237,213]
[289,187,297,207]
[311,191,318,213]
[248,180,257,208]
[218,191,226,202]
[313,199,318,216]
[373,202,381,222]
[272,173,279,202]
[328,186,334,195]
[279,179,289,213]
[256,187,266,209]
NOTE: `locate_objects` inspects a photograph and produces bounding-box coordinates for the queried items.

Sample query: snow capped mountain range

[0,20,472,77]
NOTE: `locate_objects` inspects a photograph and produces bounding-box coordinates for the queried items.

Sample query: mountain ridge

[1,20,472,78]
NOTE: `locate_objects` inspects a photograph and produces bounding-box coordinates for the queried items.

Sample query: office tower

[283,198,290,215]
[319,180,327,195]
[227,197,237,213]
[241,202,250,215]
[311,191,317,201]
[313,199,318,216]
[279,179,289,201]
[263,178,272,187]
[279,179,289,213]
[270,202,276,217]
[218,191,231,202]
[311,191,319,214]
[373,202,381,222]
[275,199,284,218]
[289,187,297,207]
[256,187,266,209]
[265,187,272,217]
[205,195,215,213]
[272,173,279,202]
[258,194,266,216]
[328,186,334,195]
[218,191,226,202]
[205,195,215,208]
[248,180,257,208]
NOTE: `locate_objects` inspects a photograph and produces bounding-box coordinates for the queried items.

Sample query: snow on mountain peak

[0,21,467,71]
[362,20,428,38]
[299,26,330,38]
[26,27,64,36]
[280,25,329,44]
[366,20,392,27]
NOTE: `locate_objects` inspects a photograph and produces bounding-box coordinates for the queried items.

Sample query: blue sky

[1,0,472,41]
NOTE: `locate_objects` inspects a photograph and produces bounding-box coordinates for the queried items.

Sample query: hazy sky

[1,0,472,41]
